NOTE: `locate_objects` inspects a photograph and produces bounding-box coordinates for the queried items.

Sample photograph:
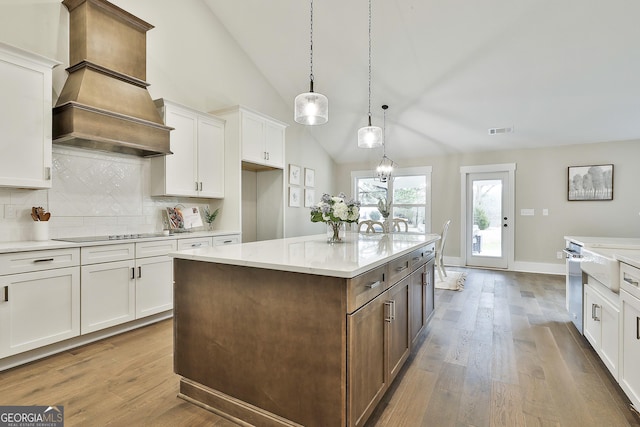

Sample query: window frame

[351,166,432,233]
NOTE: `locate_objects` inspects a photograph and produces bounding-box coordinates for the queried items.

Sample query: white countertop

[170,232,441,278]
[0,230,241,253]
[565,236,640,249]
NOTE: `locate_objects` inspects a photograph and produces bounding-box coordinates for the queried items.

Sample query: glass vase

[326,221,345,243]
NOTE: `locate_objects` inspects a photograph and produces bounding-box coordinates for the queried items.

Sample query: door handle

[138,266,142,279]
[637,317,640,340]
[2,286,7,302]
[384,301,393,322]
[131,267,135,280]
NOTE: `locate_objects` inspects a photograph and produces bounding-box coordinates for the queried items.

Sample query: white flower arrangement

[310,192,360,224]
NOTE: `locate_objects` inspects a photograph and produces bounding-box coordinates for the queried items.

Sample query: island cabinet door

[348,291,388,427]
[424,258,435,323]
[409,266,426,346]
[388,276,411,382]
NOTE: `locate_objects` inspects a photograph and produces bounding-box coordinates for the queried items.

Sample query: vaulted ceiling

[204,0,640,164]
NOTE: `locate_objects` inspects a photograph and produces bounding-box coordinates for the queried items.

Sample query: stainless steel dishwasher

[564,241,584,333]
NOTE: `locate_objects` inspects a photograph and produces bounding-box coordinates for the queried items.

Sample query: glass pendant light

[357,0,382,148]
[294,0,328,125]
[376,105,395,182]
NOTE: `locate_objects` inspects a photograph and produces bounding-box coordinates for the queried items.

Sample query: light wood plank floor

[1,268,639,426]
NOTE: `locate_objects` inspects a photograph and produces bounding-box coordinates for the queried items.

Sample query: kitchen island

[171,232,440,427]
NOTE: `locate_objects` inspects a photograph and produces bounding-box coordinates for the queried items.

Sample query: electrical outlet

[556,251,563,259]
[4,205,16,219]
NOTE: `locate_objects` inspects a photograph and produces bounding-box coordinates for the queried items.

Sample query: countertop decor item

[203,206,219,230]
[310,192,360,243]
[31,206,51,221]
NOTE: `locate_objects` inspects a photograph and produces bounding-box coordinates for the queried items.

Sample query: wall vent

[488,126,514,135]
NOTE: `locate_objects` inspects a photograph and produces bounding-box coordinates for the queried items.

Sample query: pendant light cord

[309,0,315,87]
[367,0,372,124]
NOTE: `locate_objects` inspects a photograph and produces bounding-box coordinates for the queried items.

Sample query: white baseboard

[443,256,565,276]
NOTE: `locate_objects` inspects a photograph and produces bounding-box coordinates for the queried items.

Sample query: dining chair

[392,218,409,232]
[358,220,383,233]
[435,220,451,281]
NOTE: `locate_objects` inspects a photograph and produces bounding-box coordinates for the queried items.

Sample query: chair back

[392,218,409,232]
[439,220,451,253]
[358,220,383,233]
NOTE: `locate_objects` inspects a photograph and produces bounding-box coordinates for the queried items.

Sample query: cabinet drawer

[178,237,213,250]
[388,253,412,285]
[621,262,640,300]
[347,264,388,313]
[81,243,135,265]
[213,234,240,246]
[409,243,435,271]
[0,248,80,275]
[136,239,177,258]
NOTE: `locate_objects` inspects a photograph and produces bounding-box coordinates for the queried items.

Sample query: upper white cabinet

[151,99,225,198]
[214,105,287,169]
[0,42,59,189]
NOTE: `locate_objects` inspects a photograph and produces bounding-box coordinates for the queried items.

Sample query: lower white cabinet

[583,280,619,379]
[80,240,177,334]
[619,261,640,410]
[0,266,80,358]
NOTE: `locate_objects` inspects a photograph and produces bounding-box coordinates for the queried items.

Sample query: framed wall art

[568,164,613,201]
[289,186,301,207]
[304,188,315,208]
[289,164,301,186]
[304,168,315,187]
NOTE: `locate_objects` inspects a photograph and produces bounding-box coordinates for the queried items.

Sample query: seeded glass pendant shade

[357,0,381,148]
[294,0,328,125]
[357,116,382,148]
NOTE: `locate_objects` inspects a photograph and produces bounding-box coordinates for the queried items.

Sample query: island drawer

[81,243,135,265]
[409,243,436,270]
[347,264,388,313]
[388,253,412,284]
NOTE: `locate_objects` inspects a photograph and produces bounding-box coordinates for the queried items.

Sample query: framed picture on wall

[289,186,301,207]
[568,164,613,201]
[304,168,315,187]
[304,188,315,208]
[289,164,301,186]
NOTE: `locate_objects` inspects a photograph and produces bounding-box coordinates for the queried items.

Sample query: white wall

[337,139,640,271]
[0,0,336,241]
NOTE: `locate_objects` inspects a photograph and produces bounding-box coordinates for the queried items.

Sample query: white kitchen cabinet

[0,42,59,189]
[214,105,286,169]
[151,99,225,198]
[0,264,79,359]
[177,236,213,250]
[135,239,177,318]
[619,261,640,410]
[583,279,619,379]
[213,234,241,246]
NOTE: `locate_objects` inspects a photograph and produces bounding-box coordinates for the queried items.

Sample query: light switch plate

[4,205,16,219]
[520,208,535,216]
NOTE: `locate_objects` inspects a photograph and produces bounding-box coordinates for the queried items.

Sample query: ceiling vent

[488,126,514,135]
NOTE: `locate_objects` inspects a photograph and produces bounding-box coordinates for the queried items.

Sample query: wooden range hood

[53,0,172,157]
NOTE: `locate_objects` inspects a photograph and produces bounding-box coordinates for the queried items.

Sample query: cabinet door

[136,255,173,318]
[0,267,79,358]
[197,116,225,198]
[583,285,601,350]
[163,105,199,197]
[409,267,425,346]
[388,276,410,382]
[620,291,640,408]
[599,295,619,378]
[0,44,56,189]
[81,260,135,334]
[240,111,266,165]
[424,259,435,323]
[348,293,387,427]
[263,120,285,168]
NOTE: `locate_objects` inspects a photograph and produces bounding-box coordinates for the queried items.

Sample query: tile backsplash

[0,146,219,242]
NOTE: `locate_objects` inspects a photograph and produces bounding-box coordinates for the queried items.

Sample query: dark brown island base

[171,232,440,426]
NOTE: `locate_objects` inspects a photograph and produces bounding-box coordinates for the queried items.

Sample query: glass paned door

[466,172,509,269]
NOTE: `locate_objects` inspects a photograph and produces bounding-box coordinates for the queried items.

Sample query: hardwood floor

[1,268,638,426]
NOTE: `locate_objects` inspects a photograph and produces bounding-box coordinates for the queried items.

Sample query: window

[352,166,432,233]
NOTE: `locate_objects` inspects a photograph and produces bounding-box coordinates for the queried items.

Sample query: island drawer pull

[395,264,408,272]
[412,256,421,262]
[624,274,639,286]
[33,258,54,263]
[367,280,381,289]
